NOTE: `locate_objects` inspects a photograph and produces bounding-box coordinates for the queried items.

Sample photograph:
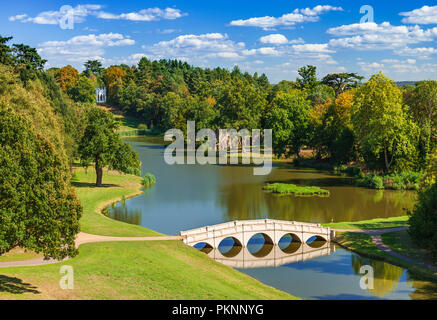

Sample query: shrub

[408,182,437,254]
[369,175,384,189]
[356,174,384,189]
[263,183,329,197]
[142,173,156,187]
[390,175,405,190]
[137,123,148,131]
[0,107,82,259]
[345,166,362,177]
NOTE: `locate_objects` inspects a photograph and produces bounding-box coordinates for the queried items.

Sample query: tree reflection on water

[108,198,143,226]
[352,255,404,298]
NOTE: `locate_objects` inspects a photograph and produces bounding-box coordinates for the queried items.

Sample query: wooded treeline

[53,56,437,175]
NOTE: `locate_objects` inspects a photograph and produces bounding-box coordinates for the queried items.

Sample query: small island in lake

[263,183,330,197]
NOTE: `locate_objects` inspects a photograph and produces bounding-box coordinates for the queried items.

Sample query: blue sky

[2,1,437,83]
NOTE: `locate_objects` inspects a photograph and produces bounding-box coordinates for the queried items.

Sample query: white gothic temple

[95,88,107,103]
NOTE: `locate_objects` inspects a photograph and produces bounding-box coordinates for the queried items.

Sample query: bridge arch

[247,233,274,258]
[306,235,328,248]
[218,237,243,258]
[278,233,302,254]
[181,219,333,252]
[193,242,213,254]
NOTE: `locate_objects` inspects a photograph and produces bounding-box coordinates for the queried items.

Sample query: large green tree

[78,107,140,186]
[84,60,103,77]
[0,107,82,259]
[296,65,318,90]
[321,73,364,96]
[408,180,437,255]
[404,80,437,169]
[352,73,418,173]
[0,35,13,65]
[265,90,311,157]
[214,78,266,130]
[69,75,96,104]
[12,43,46,69]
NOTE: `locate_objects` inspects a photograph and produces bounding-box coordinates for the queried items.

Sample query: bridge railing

[180,219,332,245]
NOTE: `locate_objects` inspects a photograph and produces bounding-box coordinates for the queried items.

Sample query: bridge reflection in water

[196,240,335,269]
[183,219,335,269]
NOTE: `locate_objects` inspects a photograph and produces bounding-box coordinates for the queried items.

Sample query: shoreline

[334,232,437,281]
[0,168,296,300]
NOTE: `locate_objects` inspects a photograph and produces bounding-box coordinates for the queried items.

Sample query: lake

[108,136,437,300]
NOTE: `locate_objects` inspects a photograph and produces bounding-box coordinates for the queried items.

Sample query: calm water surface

[109,136,437,300]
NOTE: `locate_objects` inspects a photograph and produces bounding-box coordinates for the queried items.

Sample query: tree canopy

[78,107,140,186]
[296,65,319,90]
[84,60,103,77]
[0,107,81,259]
[351,73,418,173]
[321,73,364,96]
[265,90,311,157]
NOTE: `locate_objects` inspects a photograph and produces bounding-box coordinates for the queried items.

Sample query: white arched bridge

[206,242,335,269]
[180,219,335,251]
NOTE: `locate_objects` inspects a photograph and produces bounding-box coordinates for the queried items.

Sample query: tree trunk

[95,157,103,187]
[384,146,394,174]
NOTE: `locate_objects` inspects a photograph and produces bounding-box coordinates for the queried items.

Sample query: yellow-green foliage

[142,173,156,187]
[263,183,330,197]
[0,64,84,258]
[0,65,67,157]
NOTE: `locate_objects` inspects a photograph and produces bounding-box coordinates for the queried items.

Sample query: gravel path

[0,232,184,268]
[335,227,437,271]
[2,227,436,272]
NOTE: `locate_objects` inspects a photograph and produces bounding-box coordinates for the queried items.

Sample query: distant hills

[395,81,417,87]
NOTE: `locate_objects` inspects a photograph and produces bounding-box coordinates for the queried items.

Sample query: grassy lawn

[115,114,142,132]
[112,112,159,137]
[72,167,162,237]
[0,167,297,300]
[382,230,437,269]
[334,232,379,256]
[335,232,437,280]
[324,216,409,230]
[0,248,42,263]
[0,241,294,300]
[263,183,329,197]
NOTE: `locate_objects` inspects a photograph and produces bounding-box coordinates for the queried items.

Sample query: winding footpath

[0,232,184,268]
[1,227,436,272]
[335,226,437,271]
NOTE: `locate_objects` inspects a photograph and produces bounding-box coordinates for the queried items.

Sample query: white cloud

[229,5,343,30]
[259,34,304,45]
[397,46,437,59]
[400,5,437,25]
[292,43,334,53]
[37,33,135,66]
[242,47,282,56]
[143,33,247,61]
[356,59,435,78]
[9,14,28,22]
[328,22,437,50]
[9,5,187,25]
[9,5,104,25]
[208,52,243,60]
[156,29,181,34]
[97,8,187,21]
[260,34,288,44]
[357,61,384,74]
[381,59,400,64]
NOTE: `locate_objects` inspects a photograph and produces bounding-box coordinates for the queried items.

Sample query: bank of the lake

[326,215,437,280]
[334,231,437,281]
[0,168,296,300]
[104,135,437,299]
[324,216,409,230]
